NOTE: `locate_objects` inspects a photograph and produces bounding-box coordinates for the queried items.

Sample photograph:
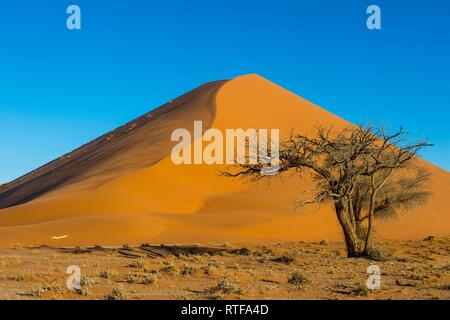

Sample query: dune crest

[0,74,449,246]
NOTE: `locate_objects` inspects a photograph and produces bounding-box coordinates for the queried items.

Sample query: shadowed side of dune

[0,80,227,209]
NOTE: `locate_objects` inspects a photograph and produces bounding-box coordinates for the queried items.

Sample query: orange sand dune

[0,74,449,247]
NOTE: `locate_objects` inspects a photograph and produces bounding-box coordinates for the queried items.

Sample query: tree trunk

[348,198,356,230]
[334,200,360,257]
[365,171,392,254]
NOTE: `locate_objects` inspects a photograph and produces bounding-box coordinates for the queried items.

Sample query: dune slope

[0,75,449,246]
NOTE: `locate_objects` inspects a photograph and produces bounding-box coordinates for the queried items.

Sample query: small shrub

[125,273,140,284]
[261,246,274,255]
[78,276,96,296]
[98,269,118,279]
[254,246,274,257]
[7,272,31,281]
[27,286,46,297]
[128,260,146,268]
[103,286,127,300]
[143,273,158,285]
[403,272,424,281]
[351,283,369,296]
[26,282,64,297]
[180,264,196,276]
[288,272,309,286]
[396,278,418,287]
[366,248,389,261]
[202,263,217,275]
[141,267,158,274]
[333,250,342,257]
[230,247,251,256]
[272,252,297,264]
[160,263,178,275]
[207,278,240,295]
[41,281,65,293]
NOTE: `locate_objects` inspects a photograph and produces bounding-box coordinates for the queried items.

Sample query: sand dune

[0,74,449,246]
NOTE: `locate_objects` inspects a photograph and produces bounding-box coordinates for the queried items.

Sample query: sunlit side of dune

[0,74,449,246]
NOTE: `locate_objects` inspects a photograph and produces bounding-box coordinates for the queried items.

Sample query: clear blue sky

[1,0,449,182]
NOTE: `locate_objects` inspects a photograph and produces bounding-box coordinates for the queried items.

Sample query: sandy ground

[0,237,448,300]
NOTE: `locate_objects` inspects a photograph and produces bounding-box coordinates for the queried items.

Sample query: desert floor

[0,237,448,300]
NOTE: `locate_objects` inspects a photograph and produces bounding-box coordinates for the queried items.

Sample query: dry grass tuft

[143,273,158,285]
[103,286,127,300]
[287,271,309,286]
[350,283,369,296]
[98,269,118,279]
[180,264,196,276]
[77,276,97,296]
[272,251,297,264]
[207,278,241,295]
[128,259,146,268]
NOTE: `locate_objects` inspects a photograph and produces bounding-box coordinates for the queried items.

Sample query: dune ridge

[0,80,226,209]
[0,74,449,247]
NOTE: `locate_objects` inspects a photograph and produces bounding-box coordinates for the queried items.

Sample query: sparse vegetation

[180,264,196,276]
[351,283,369,296]
[7,271,31,281]
[1,240,447,300]
[128,260,146,268]
[78,276,97,296]
[125,273,140,284]
[27,286,46,298]
[202,263,218,275]
[98,269,118,279]
[207,278,241,295]
[254,246,274,257]
[288,272,309,286]
[160,263,178,275]
[42,281,65,292]
[103,286,127,300]
[142,273,158,285]
[272,252,296,264]
[229,247,252,256]
[26,281,64,297]
[396,278,418,287]
[365,247,389,261]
